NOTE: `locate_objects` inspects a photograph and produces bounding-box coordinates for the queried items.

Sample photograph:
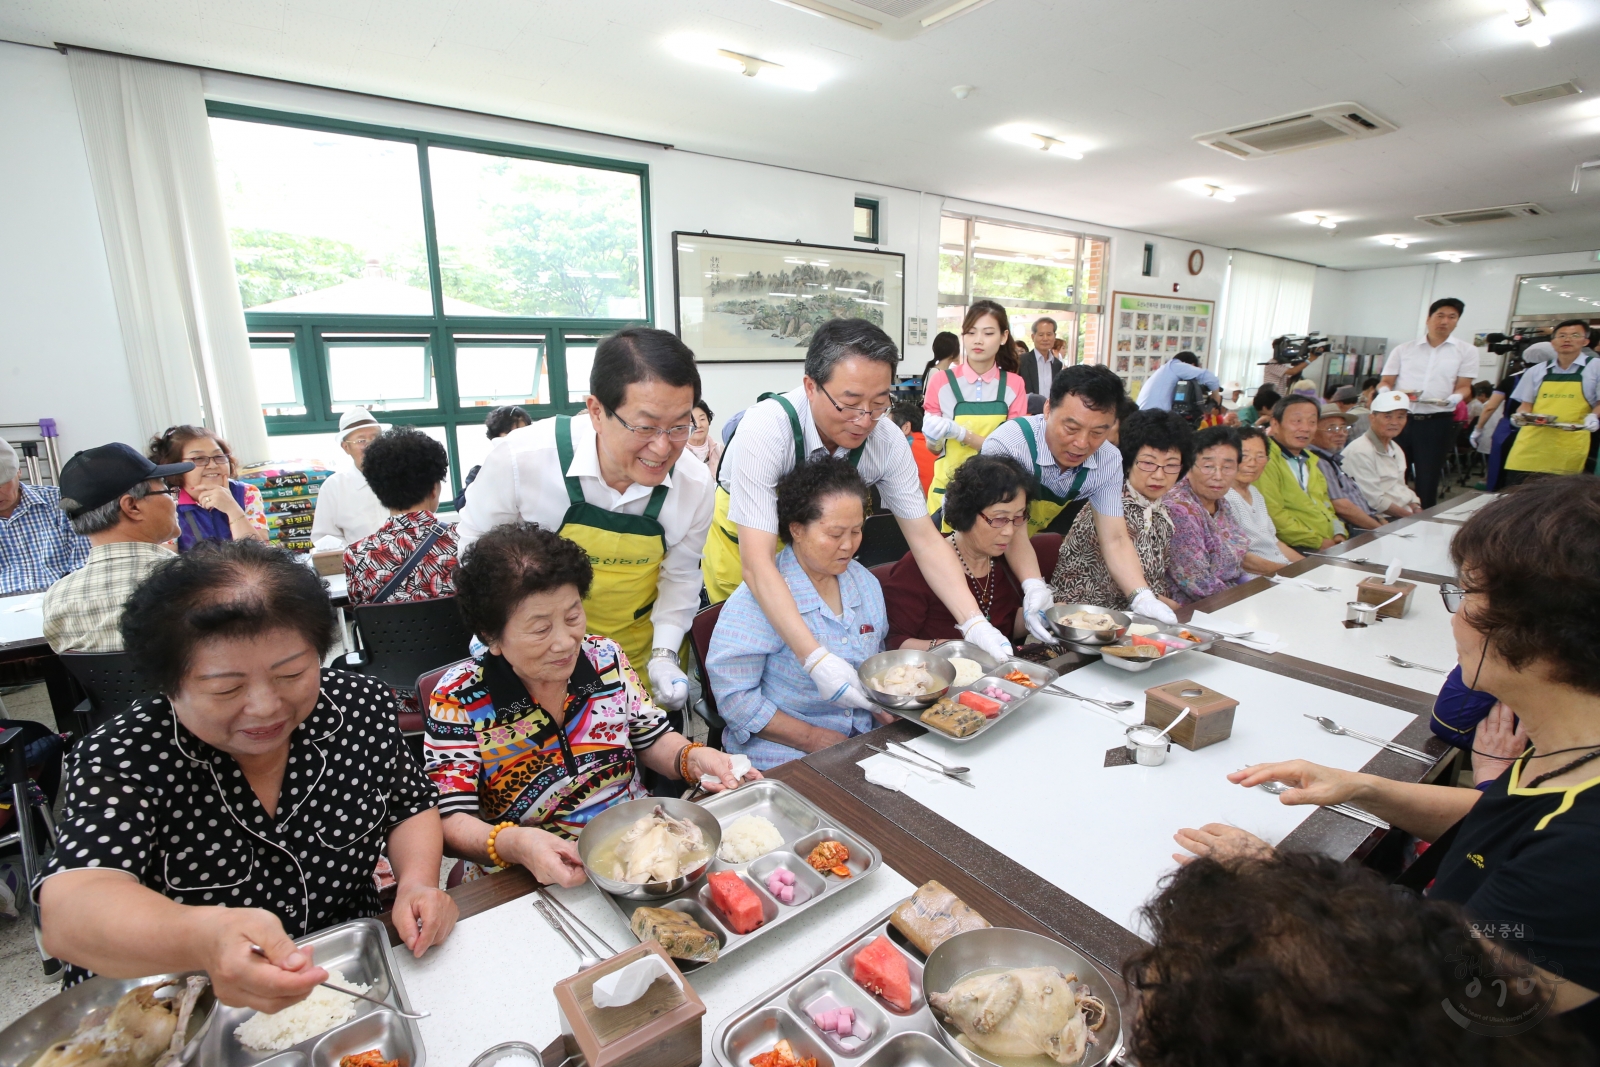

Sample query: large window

[210,105,651,499]
[938,215,1108,364]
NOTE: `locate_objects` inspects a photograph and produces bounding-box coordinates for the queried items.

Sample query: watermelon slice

[852,934,912,1011]
[957,691,1002,719]
[707,871,765,934]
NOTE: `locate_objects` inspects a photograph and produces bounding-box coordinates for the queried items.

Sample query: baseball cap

[1370,390,1413,414]
[1332,385,1362,404]
[58,443,194,518]
[338,407,392,443]
[1318,401,1357,424]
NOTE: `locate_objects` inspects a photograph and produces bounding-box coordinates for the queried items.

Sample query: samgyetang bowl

[923,927,1125,1067]
[578,796,722,899]
[1046,603,1131,645]
[858,649,956,710]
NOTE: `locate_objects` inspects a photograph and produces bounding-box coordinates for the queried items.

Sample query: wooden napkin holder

[310,549,344,577]
[1356,576,1415,619]
[554,941,705,1067]
[1144,679,1238,751]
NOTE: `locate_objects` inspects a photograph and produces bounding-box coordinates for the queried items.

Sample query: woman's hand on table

[501,826,588,888]
[391,881,459,959]
[687,746,765,792]
[1471,702,1526,787]
[1229,760,1363,807]
[1171,823,1274,866]
[200,907,327,1012]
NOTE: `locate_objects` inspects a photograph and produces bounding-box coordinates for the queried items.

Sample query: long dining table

[381,493,1488,1067]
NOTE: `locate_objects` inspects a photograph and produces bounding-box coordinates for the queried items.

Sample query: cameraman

[1136,351,1219,416]
[1378,297,1477,508]
[1262,336,1322,394]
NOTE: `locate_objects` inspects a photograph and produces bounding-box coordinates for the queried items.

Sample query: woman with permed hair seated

[38,539,456,1010]
[706,457,894,771]
[425,523,756,888]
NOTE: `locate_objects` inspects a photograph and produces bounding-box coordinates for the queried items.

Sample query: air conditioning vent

[1416,203,1549,226]
[1502,81,1582,106]
[1194,102,1397,159]
[767,0,999,36]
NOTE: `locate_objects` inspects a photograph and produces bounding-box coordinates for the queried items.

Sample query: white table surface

[869,653,1417,938]
[1436,492,1498,519]
[1325,519,1460,578]
[394,866,913,1067]
[1194,562,1457,691]
[0,592,46,646]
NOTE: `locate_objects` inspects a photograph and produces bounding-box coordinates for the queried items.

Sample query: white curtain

[67,50,268,463]
[1214,250,1316,391]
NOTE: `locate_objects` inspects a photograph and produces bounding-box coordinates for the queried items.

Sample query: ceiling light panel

[665,33,827,90]
[997,124,1088,159]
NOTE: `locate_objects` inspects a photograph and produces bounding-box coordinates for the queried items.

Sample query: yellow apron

[926,367,1012,524]
[700,393,861,604]
[1504,360,1593,474]
[1016,417,1090,536]
[555,416,668,695]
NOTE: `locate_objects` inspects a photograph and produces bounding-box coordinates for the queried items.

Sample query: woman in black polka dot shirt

[37,540,458,1012]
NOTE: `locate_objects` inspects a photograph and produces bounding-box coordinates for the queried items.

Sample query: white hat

[1370,390,1412,414]
[338,407,391,443]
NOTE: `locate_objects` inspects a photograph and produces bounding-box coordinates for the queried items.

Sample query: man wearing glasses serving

[457,328,715,710]
[703,318,1015,710]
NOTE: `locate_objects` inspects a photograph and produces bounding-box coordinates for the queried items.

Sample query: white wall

[0,42,140,462]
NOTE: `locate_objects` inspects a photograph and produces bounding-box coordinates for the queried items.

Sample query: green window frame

[853,197,880,244]
[210,103,654,500]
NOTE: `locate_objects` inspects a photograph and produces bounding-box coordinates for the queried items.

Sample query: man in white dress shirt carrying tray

[701,318,1016,709]
[1378,297,1478,508]
[458,328,715,712]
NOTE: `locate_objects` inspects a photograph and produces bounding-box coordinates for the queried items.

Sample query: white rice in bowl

[234,967,369,1051]
[717,814,783,863]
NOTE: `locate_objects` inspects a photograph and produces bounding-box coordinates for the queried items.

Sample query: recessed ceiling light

[1439,251,1466,263]
[1202,184,1237,202]
[1295,212,1340,228]
[665,33,826,90]
[997,124,1088,159]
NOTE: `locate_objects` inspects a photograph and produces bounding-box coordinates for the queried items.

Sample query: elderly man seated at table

[43,443,190,652]
[0,438,89,595]
[707,457,892,770]
[1049,409,1190,611]
[427,522,752,888]
[1223,427,1302,576]
[1309,401,1384,532]
[1256,395,1344,554]
[38,539,457,1009]
[1164,426,1251,603]
[344,426,459,606]
[1340,391,1422,519]
[882,454,1030,649]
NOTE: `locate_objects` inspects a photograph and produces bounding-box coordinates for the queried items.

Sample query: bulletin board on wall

[1109,291,1215,399]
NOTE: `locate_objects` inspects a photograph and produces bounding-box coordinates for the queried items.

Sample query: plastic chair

[412,658,474,736]
[340,597,476,734]
[58,651,157,736]
[2,721,62,975]
[1030,532,1064,579]
[688,602,727,751]
[854,513,911,569]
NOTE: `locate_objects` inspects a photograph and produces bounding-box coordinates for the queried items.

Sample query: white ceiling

[6,0,1600,270]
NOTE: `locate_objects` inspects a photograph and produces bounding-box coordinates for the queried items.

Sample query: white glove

[804,648,874,710]
[1468,428,1481,449]
[957,615,1014,660]
[1020,578,1058,645]
[646,652,689,711]
[1585,413,1600,433]
[1130,588,1178,624]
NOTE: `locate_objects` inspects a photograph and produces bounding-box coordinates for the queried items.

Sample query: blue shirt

[706,547,886,770]
[0,482,90,595]
[982,417,1125,517]
[1430,664,1499,750]
[1136,361,1222,411]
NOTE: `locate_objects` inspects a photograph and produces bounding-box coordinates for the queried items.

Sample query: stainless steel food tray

[0,972,214,1067]
[196,918,425,1067]
[868,645,1060,743]
[597,778,882,971]
[1089,618,1219,673]
[712,903,1124,1067]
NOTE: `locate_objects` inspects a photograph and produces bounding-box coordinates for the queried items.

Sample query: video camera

[1484,329,1550,359]
[1264,334,1332,365]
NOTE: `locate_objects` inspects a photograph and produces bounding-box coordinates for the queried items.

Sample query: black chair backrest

[688,602,726,747]
[352,597,476,694]
[59,652,156,729]
[854,513,911,569]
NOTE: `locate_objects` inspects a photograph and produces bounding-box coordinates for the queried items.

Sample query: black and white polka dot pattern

[42,669,438,985]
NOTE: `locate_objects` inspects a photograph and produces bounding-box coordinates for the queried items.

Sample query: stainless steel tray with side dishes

[198,918,425,1067]
[712,902,1125,1067]
[1090,617,1219,673]
[597,779,882,971]
[865,644,1060,743]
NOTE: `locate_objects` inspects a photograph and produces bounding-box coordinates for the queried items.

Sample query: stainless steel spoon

[1046,685,1135,711]
[1380,653,1448,674]
[249,945,429,1019]
[1303,714,1434,762]
[887,740,970,775]
[1255,781,1390,828]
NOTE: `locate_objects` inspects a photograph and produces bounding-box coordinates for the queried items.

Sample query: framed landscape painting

[674,232,905,362]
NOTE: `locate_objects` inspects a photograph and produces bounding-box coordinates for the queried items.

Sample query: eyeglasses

[1134,459,1184,475]
[146,487,180,498]
[1194,461,1239,477]
[978,511,1029,529]
[606,407,695,442]
[817,382,891,424]
[184,454,231,468]
[1440,583,1465,614]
